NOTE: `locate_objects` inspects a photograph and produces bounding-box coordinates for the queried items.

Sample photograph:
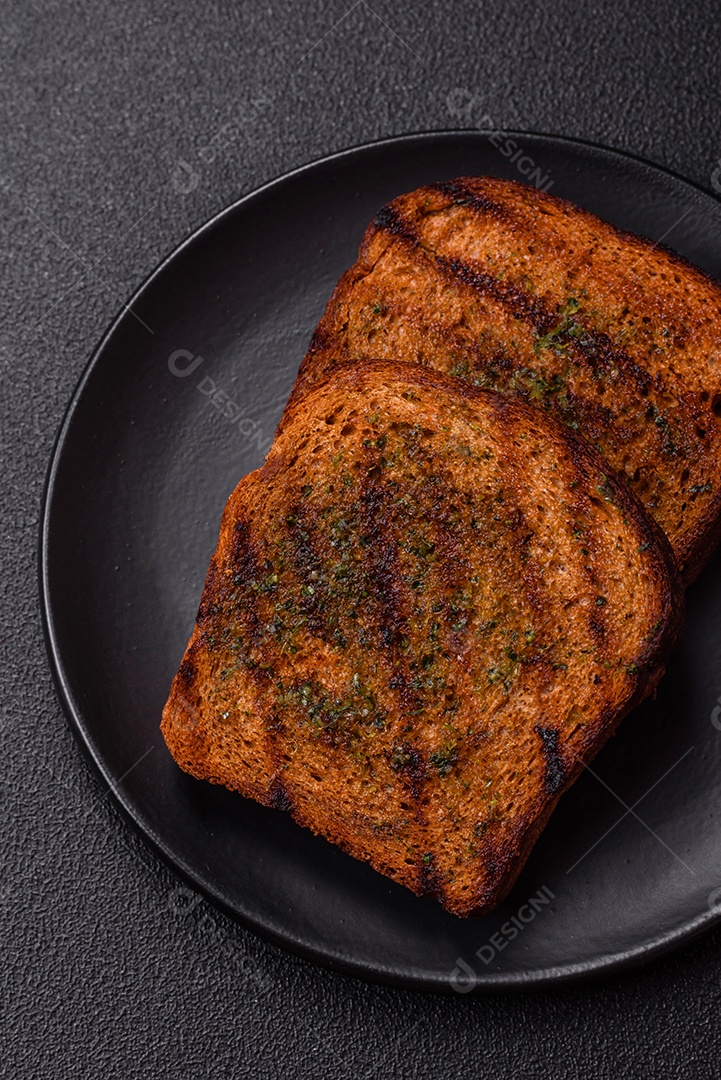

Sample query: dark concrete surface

[3,2,721,1076]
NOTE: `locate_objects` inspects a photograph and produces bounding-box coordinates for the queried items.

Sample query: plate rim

[39,127,721,992]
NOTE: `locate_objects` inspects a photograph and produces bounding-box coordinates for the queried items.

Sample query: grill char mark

[226,517,267,648]
[372,204,408,236]
[284,503,331,642]
[431,179,501,217]
[355,441,442,855]
[358,471,410,662]
[372,185,656,399]
[433,178,657,394]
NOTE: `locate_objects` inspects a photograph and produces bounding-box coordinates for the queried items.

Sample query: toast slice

[286,177,721,582]
[162,361,683,916]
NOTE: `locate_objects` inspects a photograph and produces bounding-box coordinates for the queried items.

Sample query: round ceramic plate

[40,131,721,991]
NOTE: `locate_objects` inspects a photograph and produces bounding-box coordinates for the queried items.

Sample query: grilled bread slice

[162,361,683,916]
[286,177,721,582]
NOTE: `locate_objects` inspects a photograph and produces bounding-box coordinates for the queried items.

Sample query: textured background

[3,1,721,1076]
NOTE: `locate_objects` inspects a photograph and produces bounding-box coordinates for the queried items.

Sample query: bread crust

[162,361,684,916]
[283,177,721,582]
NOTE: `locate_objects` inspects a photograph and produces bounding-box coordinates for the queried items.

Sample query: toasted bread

[286,177,721,581]
[162,361,683,916]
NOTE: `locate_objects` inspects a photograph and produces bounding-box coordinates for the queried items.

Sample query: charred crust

[430,179,501,218]
[176,656,195,688]
[268,777,292,811]
[430,179,467,200]
[372,204,406,236]
[418,850,444,900]
[534,726,566,794]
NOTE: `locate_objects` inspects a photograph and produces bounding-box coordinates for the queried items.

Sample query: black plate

[41,132,721,992]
